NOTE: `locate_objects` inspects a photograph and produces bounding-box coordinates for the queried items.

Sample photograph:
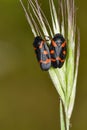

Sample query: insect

[33,36,51,71]
[50,33,67,68]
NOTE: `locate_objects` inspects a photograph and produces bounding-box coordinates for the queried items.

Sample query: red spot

[52,40,57,47]
[40,59,51,64]
[50,50,55,54]
[61,41,66,47]
[43,50,48,55]
[39,41,44,48]
[63,51,66,55]
[34,47,37,50]
[51,57,64,63]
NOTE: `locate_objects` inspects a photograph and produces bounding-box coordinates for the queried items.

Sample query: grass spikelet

[20,0,80,129]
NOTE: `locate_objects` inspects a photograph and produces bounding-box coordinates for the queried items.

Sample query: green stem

[60,100,65,130]
[65,108,70,130]
[66,116,69,130]
[60,100,70,130]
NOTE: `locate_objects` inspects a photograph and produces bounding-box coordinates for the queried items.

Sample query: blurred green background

[0,0,86,130]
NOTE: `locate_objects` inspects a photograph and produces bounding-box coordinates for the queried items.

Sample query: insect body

[50,33,67,68]
[33,36,51,71]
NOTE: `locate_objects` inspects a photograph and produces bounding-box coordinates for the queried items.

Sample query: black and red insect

[50,33,67,68]
[33,36,51,71]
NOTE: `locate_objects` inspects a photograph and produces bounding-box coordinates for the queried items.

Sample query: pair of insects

[33,33,67,71]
